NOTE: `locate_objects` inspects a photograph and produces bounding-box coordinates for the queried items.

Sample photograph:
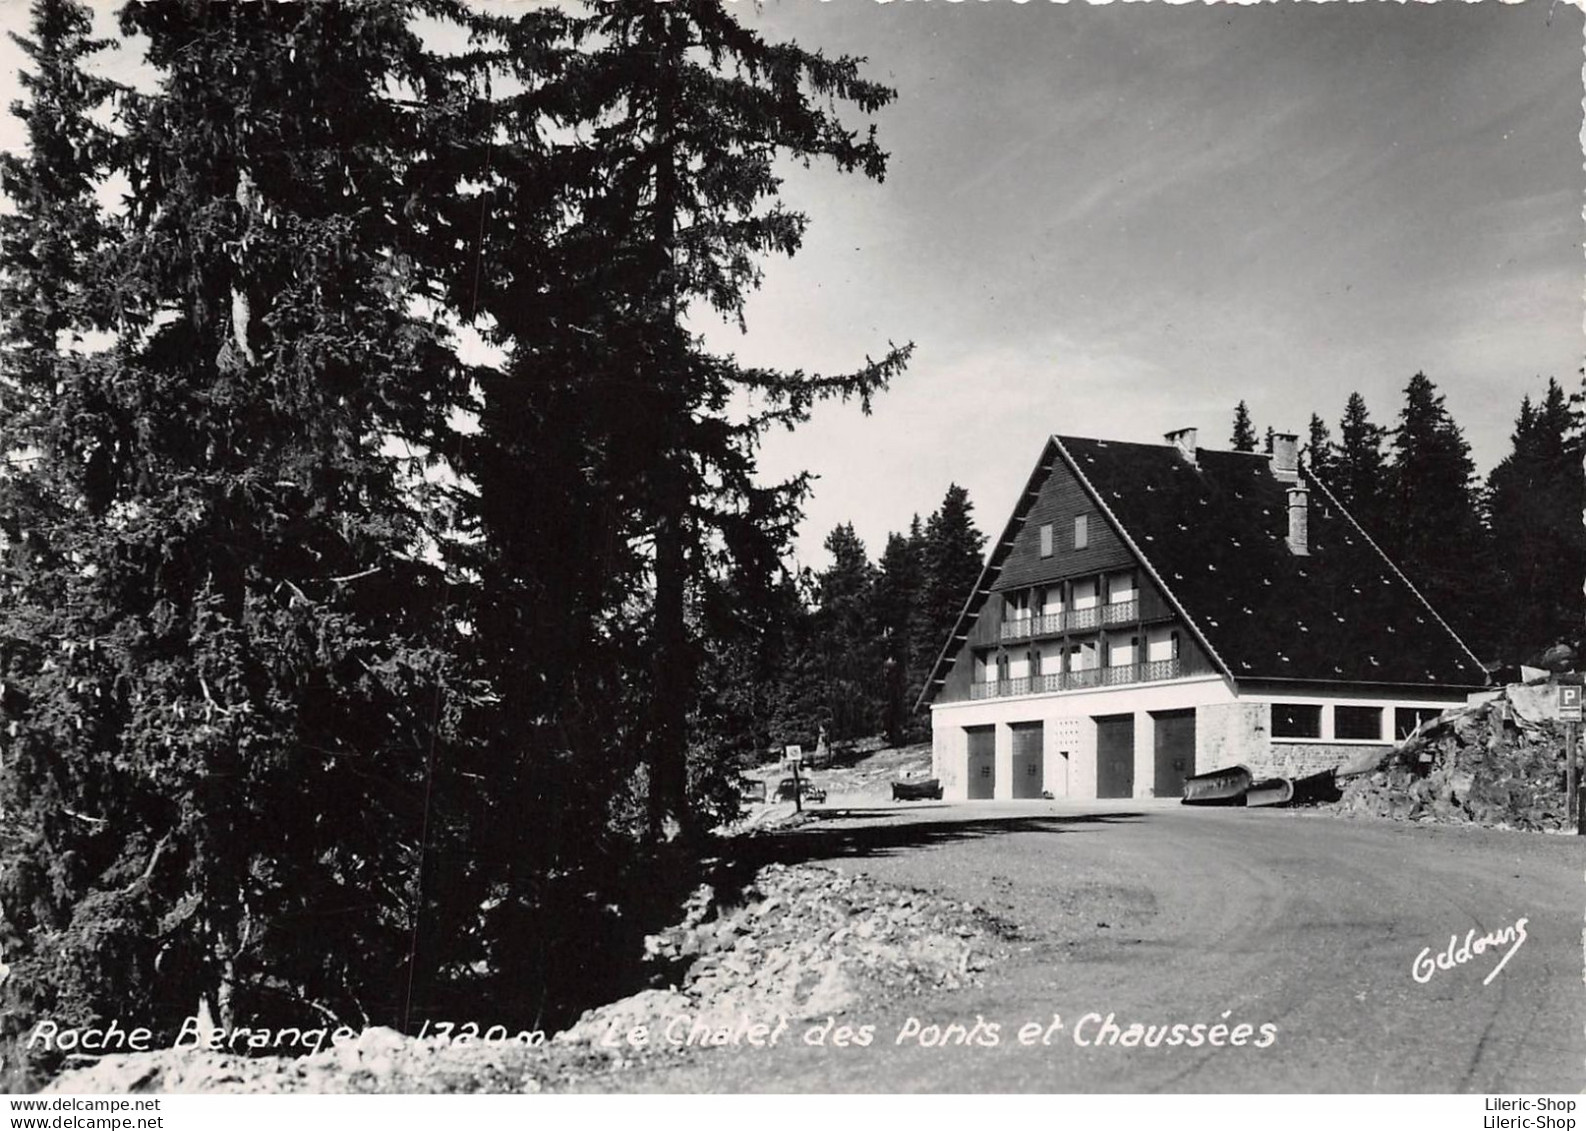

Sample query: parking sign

[1560,686,1582,721]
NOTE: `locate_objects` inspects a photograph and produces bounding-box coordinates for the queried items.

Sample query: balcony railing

[998,612,1061,641]
[1102,598,1138,625]
[997,605,1111,641]
[968,657,1183,700]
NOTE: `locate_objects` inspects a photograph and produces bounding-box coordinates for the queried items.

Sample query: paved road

[608,800,1584,1093]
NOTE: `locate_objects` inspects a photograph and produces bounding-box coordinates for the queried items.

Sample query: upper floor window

[1108,570,1136,604]
[1074,514,1090,550]
[1147,629,1177,663]
[1039,523,1053,558]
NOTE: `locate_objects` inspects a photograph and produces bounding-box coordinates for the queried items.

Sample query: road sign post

[1573,726,1586,831]
[1571,722,1580,831]
[785,744,803,814]
[1561,688,1582,833]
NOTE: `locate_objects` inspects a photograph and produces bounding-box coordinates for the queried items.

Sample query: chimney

[1271,432,1299,481]
[1164,427,1198,466]
[1287,485,1310,556]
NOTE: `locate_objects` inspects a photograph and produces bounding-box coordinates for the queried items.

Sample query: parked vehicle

[774,777,826,804]
[892,778,943,801]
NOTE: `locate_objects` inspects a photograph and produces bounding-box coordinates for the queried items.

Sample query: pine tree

[813,524,880,742]
[1382,373,1488,651]
[913,485,985,701]
[0,0,492,1051]
[875,520,924,745]
[1334,392,1387,535]
[1305,412,1337,487]
[1230,401,1257,452]
[1485,379,1584,662]
[0,0,124,1054]
[766,569,826,754]
[477,1,910,840]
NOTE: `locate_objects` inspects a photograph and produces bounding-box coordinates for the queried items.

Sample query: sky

[703,0,1584,567]
[0,0,1580,571]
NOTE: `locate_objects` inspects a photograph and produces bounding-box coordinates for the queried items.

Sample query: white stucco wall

[930,676,1233,801]
[932,681,1464,801]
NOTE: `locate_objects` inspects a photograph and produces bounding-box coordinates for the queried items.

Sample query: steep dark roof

[1057,436,1484,688]
[917,434,1486,708]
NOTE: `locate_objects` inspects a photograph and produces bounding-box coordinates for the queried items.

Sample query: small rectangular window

[1039,523,1053,557]
[1272,703,1321,738]
[1335,706,1383,741]
[1074,514,1089,550]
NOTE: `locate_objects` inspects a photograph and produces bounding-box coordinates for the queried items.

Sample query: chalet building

[917,429,1486,802]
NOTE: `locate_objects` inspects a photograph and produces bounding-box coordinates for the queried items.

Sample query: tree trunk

[649,473,689,841]
[645,11,690,843]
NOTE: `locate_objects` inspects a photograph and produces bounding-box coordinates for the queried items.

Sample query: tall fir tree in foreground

[0,0,491,1051]
[0,0,123,1049]
[474,0,910,841]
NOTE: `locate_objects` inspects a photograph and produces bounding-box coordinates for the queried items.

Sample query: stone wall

[1196,701,1268,773]
[1248,742,1385,780]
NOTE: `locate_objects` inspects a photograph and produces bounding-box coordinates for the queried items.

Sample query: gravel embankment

[45,860,1007,1093]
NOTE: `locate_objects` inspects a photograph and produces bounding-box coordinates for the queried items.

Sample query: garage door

[1153,709,1195,799]
[1011,721,1043,799]
[1095,713,1134,799]
[966,725,995,800]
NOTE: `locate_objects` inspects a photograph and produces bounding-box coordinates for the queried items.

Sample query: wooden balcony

[1101,598,1138,625]
[990,586,1175,645]
[968,658,1183,700]
[998,612,1062,641]
[997,605,1109,641]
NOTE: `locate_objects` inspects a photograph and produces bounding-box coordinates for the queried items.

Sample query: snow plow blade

[1181,765,1252,805]
[1245,777,1294,808]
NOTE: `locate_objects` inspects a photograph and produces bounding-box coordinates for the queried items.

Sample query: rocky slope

[1334,688,1574,831]
[45,861,1007,1093]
